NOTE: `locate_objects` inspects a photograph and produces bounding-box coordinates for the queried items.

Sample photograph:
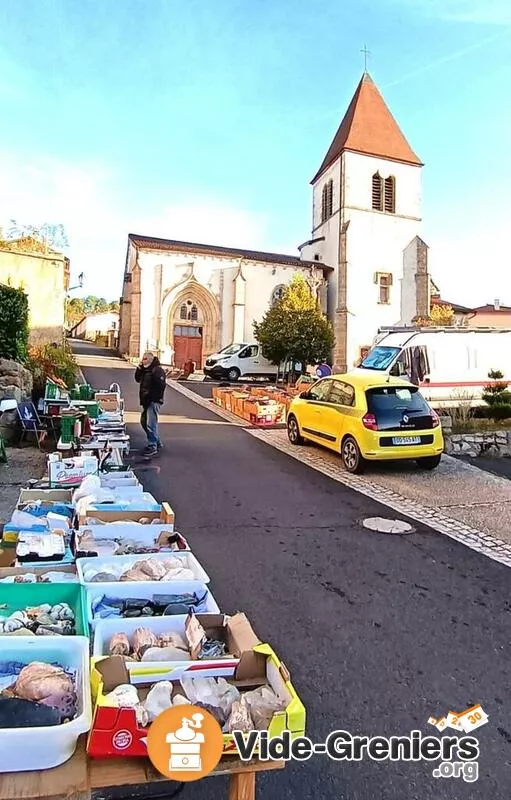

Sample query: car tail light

[431,410,440,428]
[362,413,378,431]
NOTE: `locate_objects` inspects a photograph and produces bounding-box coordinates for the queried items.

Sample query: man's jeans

[141,402,161,448]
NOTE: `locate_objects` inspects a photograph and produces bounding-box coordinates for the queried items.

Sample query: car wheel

[287,415,304,446]
[341,436,365,474]
[227,367,241,381]
[416,455,442,470]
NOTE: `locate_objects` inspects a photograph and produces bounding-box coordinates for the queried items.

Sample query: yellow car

[286,373,444,474]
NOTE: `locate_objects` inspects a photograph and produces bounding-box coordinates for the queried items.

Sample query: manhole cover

[362,517,414,534]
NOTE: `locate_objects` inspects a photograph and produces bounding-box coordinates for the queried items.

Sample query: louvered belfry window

[321,180,333,223]
[372,172,383,211]
[385,176,396,213]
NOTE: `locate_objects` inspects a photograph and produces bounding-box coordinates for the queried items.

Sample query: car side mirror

[300,391,311,400]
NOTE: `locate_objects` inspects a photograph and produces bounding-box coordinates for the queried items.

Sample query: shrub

[482,369,511,422]
[0,284,29,361]
[26,342,78,399]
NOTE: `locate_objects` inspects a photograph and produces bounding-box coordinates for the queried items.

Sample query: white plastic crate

[0,636,91,772]
[77,551,209,585]
[75,521,180,547]
[86,580,220,629]
[92,614,240,681]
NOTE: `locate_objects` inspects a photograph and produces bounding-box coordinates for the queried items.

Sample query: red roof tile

[312,73,422,184]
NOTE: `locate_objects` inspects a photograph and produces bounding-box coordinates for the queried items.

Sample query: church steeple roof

[311,72,422,184]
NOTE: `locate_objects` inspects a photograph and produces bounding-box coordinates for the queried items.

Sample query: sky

[0,0,510,306]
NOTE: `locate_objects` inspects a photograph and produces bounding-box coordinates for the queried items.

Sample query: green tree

[254,274,334,370]
[482,369,511,421]
[65,297,85,327]
[65,296,118,327]
[83,296,109,313]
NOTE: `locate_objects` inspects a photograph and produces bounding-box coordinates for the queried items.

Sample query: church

[118,71,431,371]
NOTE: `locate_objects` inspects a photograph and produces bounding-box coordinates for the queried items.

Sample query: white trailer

[355,327,511,408]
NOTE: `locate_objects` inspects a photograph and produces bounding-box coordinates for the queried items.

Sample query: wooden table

[0,738,284,800]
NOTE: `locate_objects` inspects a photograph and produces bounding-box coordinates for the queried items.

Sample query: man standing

[134,351,166,456]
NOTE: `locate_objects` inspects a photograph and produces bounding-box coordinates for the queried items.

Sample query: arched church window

[372,173,383,211]
[179,303,187,320]
[384,176,396,213]
[271,284,286,305]
[190,303,198,322]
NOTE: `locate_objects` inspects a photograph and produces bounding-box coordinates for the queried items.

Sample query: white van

[204,343,278,381]
[356,327,511,408]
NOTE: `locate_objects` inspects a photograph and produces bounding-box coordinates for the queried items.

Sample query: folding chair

[17,400,51,449]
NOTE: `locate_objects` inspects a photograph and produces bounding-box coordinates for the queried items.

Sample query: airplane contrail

[383,25,511,88]
[311,24,511,126]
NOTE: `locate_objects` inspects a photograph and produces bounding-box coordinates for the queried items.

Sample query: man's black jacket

[134,358,166,408]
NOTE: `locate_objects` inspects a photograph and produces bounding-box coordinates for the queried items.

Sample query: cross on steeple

[361,44,370,73]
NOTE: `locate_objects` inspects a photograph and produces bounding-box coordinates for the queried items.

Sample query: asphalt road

[456,455,511,481]
[77,344,511,800]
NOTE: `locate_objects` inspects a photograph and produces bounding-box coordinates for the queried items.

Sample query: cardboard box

[87,642,305,759]
[95,392,121,412]
[48,456,98,487]
[78,501,174,526]
[92,612,260,673]
[17,489,74,506]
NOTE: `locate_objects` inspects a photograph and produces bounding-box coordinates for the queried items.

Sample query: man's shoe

[143,445,157,456]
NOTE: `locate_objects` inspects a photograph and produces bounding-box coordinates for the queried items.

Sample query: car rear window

[366,386,430,421]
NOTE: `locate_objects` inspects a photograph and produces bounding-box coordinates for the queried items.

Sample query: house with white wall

[69,311,119,344]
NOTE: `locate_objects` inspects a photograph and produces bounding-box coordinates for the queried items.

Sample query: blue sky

[0,0,510,305]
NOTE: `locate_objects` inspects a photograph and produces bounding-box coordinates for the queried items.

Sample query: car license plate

[392,436,421,446]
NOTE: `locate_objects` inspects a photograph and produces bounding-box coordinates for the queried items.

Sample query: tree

[65,297,85,327]
[482,370,511,421]
[253,274,335,370]
[5,220,69,252]
[430,303,455,326]
[65,296,119,327]
[83,296,109,314]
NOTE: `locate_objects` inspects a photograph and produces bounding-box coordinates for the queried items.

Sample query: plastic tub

[74,523,185,553]
[0,635,91,771]
[77,551,209,586]
[0,583,88,635]
[86,581,220,630]
[93,614,191,657]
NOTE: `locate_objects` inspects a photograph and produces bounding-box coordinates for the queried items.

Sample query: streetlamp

[67,272,84,293]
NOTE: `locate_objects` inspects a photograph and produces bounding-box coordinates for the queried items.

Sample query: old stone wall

[445,430,511,458]
[0,358,32,402]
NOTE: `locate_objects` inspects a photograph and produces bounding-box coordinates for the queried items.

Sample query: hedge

[0,283,29,362]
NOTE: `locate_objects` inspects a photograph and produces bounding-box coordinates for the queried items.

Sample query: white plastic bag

[72,474,101,504]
